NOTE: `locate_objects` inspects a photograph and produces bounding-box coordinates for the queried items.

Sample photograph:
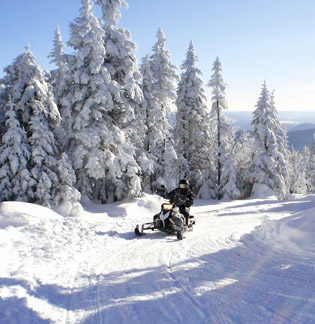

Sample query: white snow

[0,193,315,324]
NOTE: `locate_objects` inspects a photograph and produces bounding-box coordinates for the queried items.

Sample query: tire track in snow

[95,229,203,323]
[166,247,213,322]
[168,209,272,324]
[92,236,145,324]
[175,227,236,323]
[153,243,192,323]
[58,221,102,324]
[64,261,81,324]
[63,220,136,324]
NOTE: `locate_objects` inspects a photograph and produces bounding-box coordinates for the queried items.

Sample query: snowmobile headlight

[162,203,174,211]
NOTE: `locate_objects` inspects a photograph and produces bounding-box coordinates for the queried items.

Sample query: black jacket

[165,187,194,208]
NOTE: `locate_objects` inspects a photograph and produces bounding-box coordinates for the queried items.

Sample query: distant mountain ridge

[235,128,314,151]
[292,123,315,131]
[287,129,315,150]
[226,111,315,131]
[226,111,315,150]
[169,111,314,150]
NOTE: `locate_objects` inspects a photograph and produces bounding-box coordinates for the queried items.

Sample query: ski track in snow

[0,194,315,323]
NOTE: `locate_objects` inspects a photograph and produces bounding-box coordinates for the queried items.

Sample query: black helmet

[179,179,189,189]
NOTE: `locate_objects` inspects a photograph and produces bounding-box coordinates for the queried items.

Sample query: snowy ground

[0,192,315,324]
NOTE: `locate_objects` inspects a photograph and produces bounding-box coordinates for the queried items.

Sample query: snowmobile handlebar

[168,195,187,207]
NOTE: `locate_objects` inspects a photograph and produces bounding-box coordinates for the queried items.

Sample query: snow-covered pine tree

[145,27,179,190]
[28,109,61,206]
[1,47,60,206]
[288,146,308,194]
[55,153,82,215]
[48,25,74,147]
[94,0,145,197]
[175,41,212,192]
[0,46,80,208]
[48,25,68,101]
[93,0,143,130]
[250,82,289,199]
[150,27,178,115]
[137,54,159,191]
[234,131,254,198]
[0,98,33,201]
[218,122,241,199]
[63,0,141,203]
[207,57,238,199]
[302,146,314,193]
[270,90,290,191]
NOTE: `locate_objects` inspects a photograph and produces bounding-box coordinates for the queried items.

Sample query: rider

[165,179,194,225]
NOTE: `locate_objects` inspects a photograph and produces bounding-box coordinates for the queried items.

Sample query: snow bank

[54,200,84,217]
[0,202,62,229]
[251,206,315,258]
[250,183,277,199]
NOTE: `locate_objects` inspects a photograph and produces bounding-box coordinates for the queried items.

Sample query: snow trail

[0,194,314,323]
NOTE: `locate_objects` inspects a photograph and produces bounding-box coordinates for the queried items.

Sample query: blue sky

[1,0,315,111]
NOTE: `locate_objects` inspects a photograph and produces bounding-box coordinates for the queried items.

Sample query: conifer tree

[28,109,60,206]
[2,46,61,129]
[48,25,69,99]
[1,47,61,206]
[218,123,241,199]
[55,153,81,214]
[303,146,314,193]
[138,55,158,191]
[48,25,72,145]
[175,41,212,191]
[288,147,308,194]
[94,0,145,197]
[270,91,290,190]
[146,27,179,190]
[0,46,80,208]
[250,82,289,199]
[0,99,32,201]
[62,0,141,202]
[94,0,143,129]
[137,28,179,190]
[234,131,254,198]
[150,27,178,114]
[207,57,234,198]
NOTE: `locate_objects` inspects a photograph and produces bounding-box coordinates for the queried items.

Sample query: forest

[0,0,314,214]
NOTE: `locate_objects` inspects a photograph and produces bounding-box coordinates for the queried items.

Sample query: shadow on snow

[80,232,315,324]
[2,226,314,324]
[1,195,314,324]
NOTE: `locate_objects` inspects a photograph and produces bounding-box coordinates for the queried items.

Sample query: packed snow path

[0,194,315,323]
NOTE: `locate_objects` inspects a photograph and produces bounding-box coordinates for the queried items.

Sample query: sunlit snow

[0,192,314,323]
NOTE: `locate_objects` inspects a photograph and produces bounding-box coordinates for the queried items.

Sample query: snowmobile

[134,200,195,240]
